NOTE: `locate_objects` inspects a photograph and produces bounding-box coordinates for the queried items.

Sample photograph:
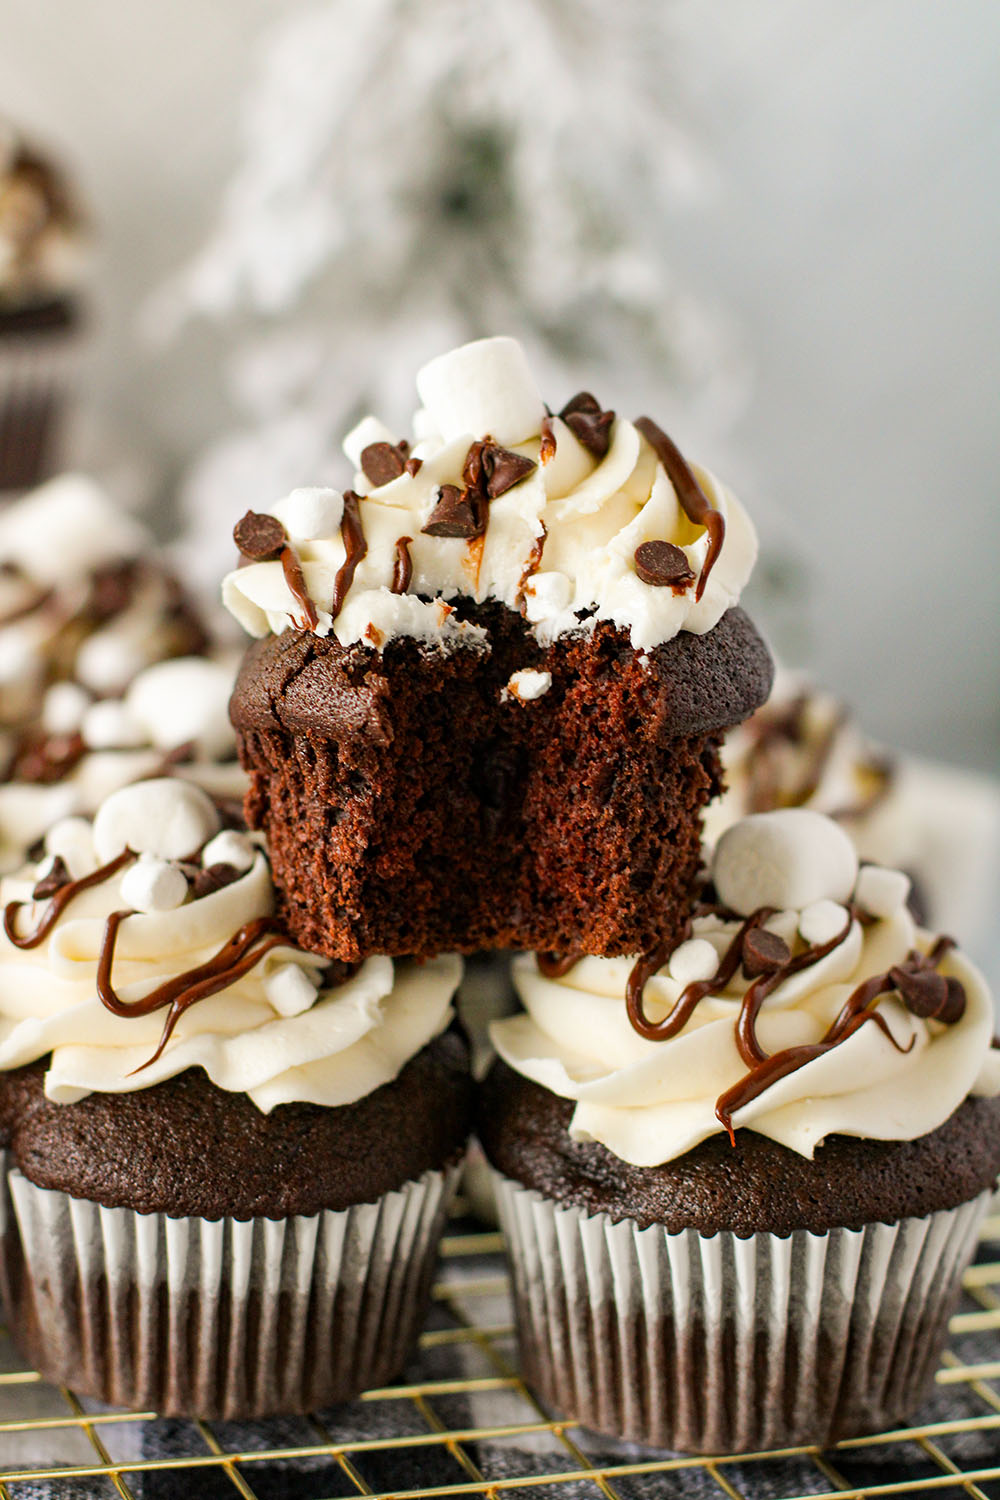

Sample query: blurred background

[1,0,997,774]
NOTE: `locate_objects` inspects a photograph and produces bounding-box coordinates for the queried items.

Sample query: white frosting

[0,783,460,1110]
[222,336,758,655]
[491,810,998,1167]
[505,669,552,702]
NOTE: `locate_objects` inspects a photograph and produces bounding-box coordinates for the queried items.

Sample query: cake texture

[482,809,1000,1451]
[0,777,472,1416]
[223,336,772,961]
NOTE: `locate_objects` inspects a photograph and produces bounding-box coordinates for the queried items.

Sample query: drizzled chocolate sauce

[633,417,725,603]
[536,949,581,979]
[515,525,547,618]
[391,536,413,595]
[280,546,318,630]
[331,491,368,621]
[3,849,134,949]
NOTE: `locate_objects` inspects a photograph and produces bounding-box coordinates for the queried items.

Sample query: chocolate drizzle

[391,536,413,595]
[234,510,317,630]
[515,525,547,617]
[3,849,134,949]
[537,949,582,979]
[280,546,318,630]
[633,417,725,602]
[330,491,368,621]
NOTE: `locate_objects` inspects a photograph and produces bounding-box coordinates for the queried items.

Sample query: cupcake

[481,808,1000,1452]
[705,666,1000,945]
[224,336,772,963]
[0,652,246,873]
[0,122,89,492]
[0,473,209,758]
[0,777,472,1417]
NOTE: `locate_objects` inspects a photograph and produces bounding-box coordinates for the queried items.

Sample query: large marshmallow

[278,487,343,541]
[126,657,236,760]
[713,809,859,918]
[416,337,545,447]
[93,779,220,865]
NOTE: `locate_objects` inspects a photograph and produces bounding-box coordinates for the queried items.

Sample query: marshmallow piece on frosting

[201,829,255,873]
[93,779,220,865]
[42,681,91,735]
[280,486,343,541]
[342,416,398,470]
[416,336,545,447]
[854,863,911,920]
[667,937,718,987]
[120,855,189,914]
[264,962,320,1018]
[81,700,146,750]
[713,809,859,918]
[44,816,97,879]
[798,898,849,947]
[75,630,148,696]
[125,657,236,759]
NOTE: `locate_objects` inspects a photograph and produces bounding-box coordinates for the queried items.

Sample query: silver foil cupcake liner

[0,328,85,491]
[0,1152,461,1419]
[493,1171,989,1453]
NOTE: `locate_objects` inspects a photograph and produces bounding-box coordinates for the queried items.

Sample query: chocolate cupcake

[0,777,473,1417]
[481,808,1000,1452]
[0,123,89,492]
[224,336,772,962]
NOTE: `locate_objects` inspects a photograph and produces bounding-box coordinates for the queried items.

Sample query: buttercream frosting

[0,779,460,1111]
[223,336,758,654]
[491,809,998,1167]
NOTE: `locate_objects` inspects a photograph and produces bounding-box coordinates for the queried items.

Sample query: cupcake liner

[0,326,86,491]
[493,1171,989,1453]
[0,1151,461,1419]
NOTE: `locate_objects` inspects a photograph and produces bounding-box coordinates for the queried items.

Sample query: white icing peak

[0,779,460,1110]
[491,809,998,1168]
[222,336,758,654]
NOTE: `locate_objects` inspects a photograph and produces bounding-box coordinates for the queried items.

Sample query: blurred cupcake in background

[0,120,91,493]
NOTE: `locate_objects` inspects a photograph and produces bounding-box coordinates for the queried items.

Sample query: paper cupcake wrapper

[493,1171,989,1453]
[0,1151,461,1419]
[0,326,86,490]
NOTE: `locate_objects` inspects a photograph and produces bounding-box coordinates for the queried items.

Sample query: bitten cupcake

[0,122,89,492]
[0,778,472,1418]
[224,335,772,963]
[481,808,1000,1452]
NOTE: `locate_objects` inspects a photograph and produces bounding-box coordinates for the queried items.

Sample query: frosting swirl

[223,337,757,654]
[0,779,460,1111]
[492,810,999,1167]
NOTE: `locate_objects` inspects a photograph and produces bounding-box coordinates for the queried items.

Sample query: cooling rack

[0,1204,999,1499]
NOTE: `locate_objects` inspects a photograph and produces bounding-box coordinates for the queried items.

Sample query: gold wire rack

[0,1206,999,1499]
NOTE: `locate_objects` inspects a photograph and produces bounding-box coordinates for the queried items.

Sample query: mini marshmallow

[798,899,850,948]
[281,486,343,540]
[713,809,859,918]
[42,681,92,735]
[0,625,37,685]
[125,657,236,759]
[411,407,440,443]
[506,669,552,702]
[120,855,189,914]
[667,938,719,987]
[81,700,146,750]
[44,816,97,879]
[416,336,545,447]
[854,864,911,920]
[264,962,320,1018]
[342,416,397,469]
[201,829,255,874]
[75,630,147,695]
[93,779,220,865]
[763,909,800,948]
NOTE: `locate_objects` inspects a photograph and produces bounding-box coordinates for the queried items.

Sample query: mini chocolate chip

[404,455,423,476]
[482,443,537,498]
[559,391,615,459]
[192,862,240,899]
[634,540,695,588]
[539,414,557,465]
[422,484,486,540]
[462,440,485,489]
[360,441,408,487]
[32,855,71,900]
[890,964,965,1023]
[391,535,413,595]
[233,510,286,561]
[742,927,792,978]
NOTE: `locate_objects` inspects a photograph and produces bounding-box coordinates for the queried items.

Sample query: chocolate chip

[559,392,615,459]
[634,540,695,589]
[13,731,86,785]
[391,535,413,595]
[481,442,536,498]
[539,414,557,465]
[360,441,408,487]
[742,927,791,978]
[32,855,71,900]
[192,862,241,899]
[404,455,423,476]
[233,510,286,562]
[890,964,965,1023]
[421,484,486,540]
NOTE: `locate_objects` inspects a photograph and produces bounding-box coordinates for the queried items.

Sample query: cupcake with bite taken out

[0,777,472,1418]
[481,807,1000,1453]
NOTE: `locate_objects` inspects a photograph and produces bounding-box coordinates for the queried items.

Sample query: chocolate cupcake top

[0,778,461,1110]
[0,123,88,310]
[491,808,999,1168]
[223,336,758,655]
